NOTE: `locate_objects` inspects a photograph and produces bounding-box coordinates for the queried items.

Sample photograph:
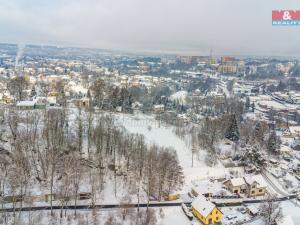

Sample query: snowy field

[281,200,300,224]
[114,112,228,190]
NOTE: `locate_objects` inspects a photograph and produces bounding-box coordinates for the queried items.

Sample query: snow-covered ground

[281,200,300,224]
[243,200,300,225]
[114,112,228,190]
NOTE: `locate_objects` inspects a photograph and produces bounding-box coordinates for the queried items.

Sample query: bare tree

[90,79,106,109]
[8,76,29,101]
[136,209,157,225]
[260,193,283,225]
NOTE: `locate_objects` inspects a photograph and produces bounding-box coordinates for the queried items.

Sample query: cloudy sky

[0,0,299,56]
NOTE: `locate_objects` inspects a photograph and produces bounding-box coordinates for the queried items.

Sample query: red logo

[272,10,300,20]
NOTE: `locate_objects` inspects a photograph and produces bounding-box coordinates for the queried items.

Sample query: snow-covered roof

[289,126,300,134]
[280,145,292,152]
[191,194,216,218]
[16,100,35,107]
[230,178,246,187]
[257,100,287,110]
[291,140,300,148]
[246,205,259,215]
[70,85,88,95]
[132,101,142,107]
[244,175,267,188]
[153,104,164,109]
[47,96,57,104]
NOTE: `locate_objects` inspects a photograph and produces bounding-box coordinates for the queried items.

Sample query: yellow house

[191,194,222,225]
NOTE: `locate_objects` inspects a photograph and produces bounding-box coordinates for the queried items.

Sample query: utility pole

[192,145,196,168]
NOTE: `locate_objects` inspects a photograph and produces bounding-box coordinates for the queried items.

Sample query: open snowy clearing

[114,112,228,190]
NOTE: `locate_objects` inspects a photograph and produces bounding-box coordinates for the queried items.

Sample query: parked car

[181,203,193,221]
[226,215,237,220]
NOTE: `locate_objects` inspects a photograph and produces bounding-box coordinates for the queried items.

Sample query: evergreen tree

[225,114,240,142]
[30,85,37,98]
[242,145,266,168]
[277,80,286,91]
[254,122,264,144]
[251,103,255,112]
[87,89,91,98]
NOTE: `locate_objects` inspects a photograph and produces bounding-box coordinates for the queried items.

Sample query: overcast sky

[0,0,299,56]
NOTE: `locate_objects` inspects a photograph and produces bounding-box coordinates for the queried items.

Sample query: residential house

[280,145,293,156]
[293,164,300,176]
[116,106,122,112]
[16,100,36,110]
[291,140,300,151]
[153,104,165,113]
[191,194,222,225]
[223,178,246,195]
[73,97,90,108]
[191,184,213,198]
[244,175,267,197]
[132,101,143,110]
[289,126,300,138]
[246,205,259,216]
[224,175,267,197]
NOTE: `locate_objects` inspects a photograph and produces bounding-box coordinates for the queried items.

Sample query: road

[0,202,183,212]
[0,195,298,213]
[261,171,288,197]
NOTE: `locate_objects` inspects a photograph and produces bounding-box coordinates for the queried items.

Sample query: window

[251,190,255,194]
[259,189,263,192]
[216,217,219,220]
